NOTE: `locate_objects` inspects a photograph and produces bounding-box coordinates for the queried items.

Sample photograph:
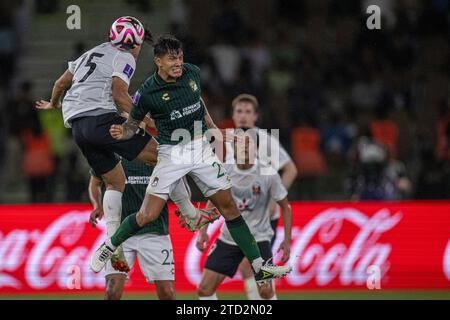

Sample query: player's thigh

[203,239,244,280]
[71,117,120,176]
[145,145,191,196]
[135,137,158,165]
[189,152,232,198]
[135,234,175,284]
[87,113,153,163]
[154,280,175,300]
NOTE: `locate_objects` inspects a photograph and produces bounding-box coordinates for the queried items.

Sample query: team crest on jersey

[151,177,159,187]
[162,92,170,101]
[252,185,261,195]
[189,79,198,92]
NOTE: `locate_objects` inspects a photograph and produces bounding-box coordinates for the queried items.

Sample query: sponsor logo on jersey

[170,110,183,120]
[162,92,170,101]
[123,64,134,79]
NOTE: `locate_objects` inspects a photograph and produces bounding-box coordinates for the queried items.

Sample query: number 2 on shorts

[212,161,225,178]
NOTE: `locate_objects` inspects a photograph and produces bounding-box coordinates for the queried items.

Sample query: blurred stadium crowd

[0,0,448,203]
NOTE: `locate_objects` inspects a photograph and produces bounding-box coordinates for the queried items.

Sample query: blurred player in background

[226,94,297,299]
[194,133,292,300]
[35,16,211,271]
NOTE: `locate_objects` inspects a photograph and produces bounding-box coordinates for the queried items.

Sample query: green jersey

[130,63,207,145]
[90,159,169,235]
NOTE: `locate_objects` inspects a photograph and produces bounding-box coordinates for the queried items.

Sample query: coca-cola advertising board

[1,202,449,293]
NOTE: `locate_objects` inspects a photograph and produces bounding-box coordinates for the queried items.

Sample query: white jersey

[62,42,136,127]
[225,127,292,219]
[219,160,288,245]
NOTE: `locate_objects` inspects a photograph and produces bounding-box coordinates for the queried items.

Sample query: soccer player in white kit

[226,94,298,299]
[35,16,216,271]
[195,133,292,300]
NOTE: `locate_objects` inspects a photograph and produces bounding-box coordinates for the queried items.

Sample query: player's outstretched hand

[277,239,291,263]
[89,207,104,228]
[110,124,124,140]
[195,229,209,252]
[35,100,60,110]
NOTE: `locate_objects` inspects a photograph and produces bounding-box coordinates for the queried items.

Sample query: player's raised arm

[35,69,73,110]
[276,197,292,263]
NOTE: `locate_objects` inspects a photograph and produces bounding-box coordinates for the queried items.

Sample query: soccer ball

[109,16,145,50]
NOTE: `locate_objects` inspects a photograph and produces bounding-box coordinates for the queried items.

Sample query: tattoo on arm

[122,117,141,140]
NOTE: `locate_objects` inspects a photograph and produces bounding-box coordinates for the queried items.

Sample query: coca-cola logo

[185,208,402,287]
[0,211,106,290]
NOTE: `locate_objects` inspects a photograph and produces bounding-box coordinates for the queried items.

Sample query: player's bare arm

[276,197,292,263]
[88,175,105,228]
[280,161,298,190]
[35,69,73,109]
[113,77,156,130]
[268,161,298,219]
[195,200,214,252]
[112,76,133,113]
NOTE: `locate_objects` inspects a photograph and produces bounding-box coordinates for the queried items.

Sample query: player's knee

[158,285,175,300]
[197,281,215,297]
[104,176,126,193]
[258,286,274,300]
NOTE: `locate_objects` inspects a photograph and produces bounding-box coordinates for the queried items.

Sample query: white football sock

[198,293,218,300]
[244,277,262,300]
[169,178,197,218]
[251,257,264,273]
[103,190,122,237]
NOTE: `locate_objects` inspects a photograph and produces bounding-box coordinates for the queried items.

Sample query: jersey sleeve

[268,172,288,202]
[129,89,148,122]
[112,52,136,86]
[67,54,86,74]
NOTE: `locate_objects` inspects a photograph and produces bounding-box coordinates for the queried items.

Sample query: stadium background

[0,0,449,299]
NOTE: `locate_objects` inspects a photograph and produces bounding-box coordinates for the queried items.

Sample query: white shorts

[104,233,175,283]
[147,137,232,199]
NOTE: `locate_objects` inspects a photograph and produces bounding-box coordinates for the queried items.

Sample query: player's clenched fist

[110,124,124,140]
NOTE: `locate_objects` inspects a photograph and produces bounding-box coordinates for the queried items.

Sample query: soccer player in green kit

[88,157,176,300]
[90,35,292,284]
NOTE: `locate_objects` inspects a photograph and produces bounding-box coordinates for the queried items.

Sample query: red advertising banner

[1,202,450,294]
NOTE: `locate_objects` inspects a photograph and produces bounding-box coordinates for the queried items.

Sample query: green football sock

[226,215,262,263]
[110,213,142,247]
